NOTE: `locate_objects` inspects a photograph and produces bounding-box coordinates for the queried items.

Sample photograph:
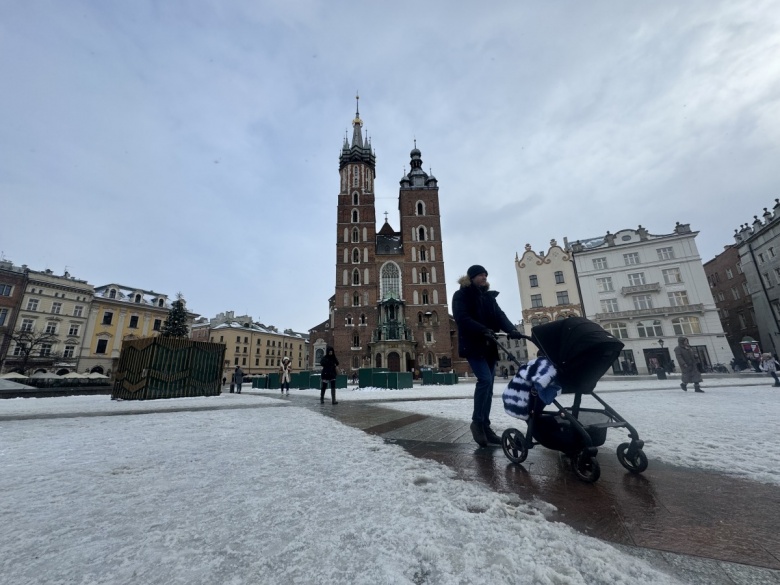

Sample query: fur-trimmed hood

[458,274,491,290]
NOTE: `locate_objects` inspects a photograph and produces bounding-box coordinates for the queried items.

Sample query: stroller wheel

[573,451,601,483]
[501,428,528,464]
[617,442,649,473]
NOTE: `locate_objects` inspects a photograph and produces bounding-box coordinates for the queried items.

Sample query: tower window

[416,201,425,215]
[352,209,359,223]
[418,227,426,241]
[352,248,360,263]
[352,269,360,285]
[352,192,359,205]
[353,292,360,306]
[352,228,359,243]
[419,246,427,261]
[422,290,429,304]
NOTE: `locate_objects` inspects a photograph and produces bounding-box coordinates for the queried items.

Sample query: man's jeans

[467,356,497,427]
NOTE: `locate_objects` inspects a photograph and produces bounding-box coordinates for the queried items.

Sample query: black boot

[320,387,326,404]
[331,388,338,405]
[470,422,488,447]
[694,383,704,393]
[483,424,502,445]
[680,383,687,392]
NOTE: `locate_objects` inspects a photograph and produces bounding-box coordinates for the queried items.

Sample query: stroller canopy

[530,317,624,395]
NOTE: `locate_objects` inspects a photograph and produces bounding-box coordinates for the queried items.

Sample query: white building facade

[568,223,731,375]
[515,240,583,337]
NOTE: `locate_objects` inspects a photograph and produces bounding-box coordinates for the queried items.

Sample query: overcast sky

[2,1,779,332]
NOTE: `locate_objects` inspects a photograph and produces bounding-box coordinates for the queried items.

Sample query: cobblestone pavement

[279,392,780,585]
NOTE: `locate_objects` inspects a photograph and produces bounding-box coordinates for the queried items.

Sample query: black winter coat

[452,276,516,360]
[320,347,339,381]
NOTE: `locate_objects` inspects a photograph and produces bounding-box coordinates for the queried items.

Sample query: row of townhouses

[515,223,735,375]
[0,261,308,380]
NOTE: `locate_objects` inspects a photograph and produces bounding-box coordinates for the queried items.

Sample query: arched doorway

[56,368,69,376]
[388,352,401,372]
[90,366,104,374]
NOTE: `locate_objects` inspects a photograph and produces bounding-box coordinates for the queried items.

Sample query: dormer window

[158,299,164,307]
[109,289,117,299]
[134,294,141,303]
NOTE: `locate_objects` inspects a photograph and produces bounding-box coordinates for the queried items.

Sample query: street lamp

[658,339,664,349]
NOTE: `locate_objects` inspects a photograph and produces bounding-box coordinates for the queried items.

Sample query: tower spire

[351,92,364,148]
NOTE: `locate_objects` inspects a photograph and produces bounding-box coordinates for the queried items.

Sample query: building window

[636,320,663,337]
[352,269,360,285]
[351,209,359,222]
[736,262,743,274]
[731,287,741,300]
[603,322,628,339]
[764,273,772,288]
[672,316,701,336]
[633,295,653,310]
[135,294,142,303]
[596,277,613,292]
[417,201,425,215]
[738,313,747,328]
[556,291,569,305]
[109,289,117,299]
[352,249,360,263]
[153,319,162,331]
[593,257,607,270]
[425,332,433,342]
[662,268,682,285]
[418,227,427,241]
[63,345,75,359]
[26,299,39,311]
[13,343,26,356]
[0,284,11,296]
[39,343,53,357]
[20,319,34,332]
[44,322,57,334]
[353,192,359,205]
[627,273,645,286]
[529,275,538,287]
[668,291,689,306]
[0,308,7,327]
[422,290,429,304]
[743,282,749,295]
[380,263,400,299]
[352,334,360,348]
[759,253,766,263]
[96,339,108,354]
[420,268,429,283]
[531,294,543,308]
[774,267,780,284]
[73,305,84,317]
[353,292,360,306]
[718,291,726,301]
[600,298,618,313]
[554,271,564,284]
[68,324,80,336]
[623,252,640,266]
[726,268,734,279]
[51,302,62,314]
[346,314,353,325]
[657,247,674,260]
[352,228,359,243]
[102,312,113,325]
[419,246,427,261]
[129,316,139,329]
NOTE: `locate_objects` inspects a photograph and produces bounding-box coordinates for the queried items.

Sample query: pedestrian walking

[759,353,780,386]
[674,337,703,392]
[232,366,245,394]
[453,264,524,447]
[320,346,340,405]
[280,357,292,395]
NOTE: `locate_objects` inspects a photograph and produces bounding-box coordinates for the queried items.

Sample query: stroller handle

[494,337,532,368]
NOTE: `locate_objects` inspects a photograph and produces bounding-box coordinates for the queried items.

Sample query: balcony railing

[620,282,661,295]
[594,303,704,320]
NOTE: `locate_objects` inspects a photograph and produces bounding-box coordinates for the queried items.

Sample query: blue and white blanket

[502,357,562,420]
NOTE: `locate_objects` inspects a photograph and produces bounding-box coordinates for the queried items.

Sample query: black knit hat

[467,265,488,280]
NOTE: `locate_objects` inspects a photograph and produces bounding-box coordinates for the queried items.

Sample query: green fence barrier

[267,372,280,389]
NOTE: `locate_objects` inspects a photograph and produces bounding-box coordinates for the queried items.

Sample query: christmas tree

[160,293,190,338]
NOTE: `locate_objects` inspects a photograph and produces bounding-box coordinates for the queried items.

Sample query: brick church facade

[308,102,461,375]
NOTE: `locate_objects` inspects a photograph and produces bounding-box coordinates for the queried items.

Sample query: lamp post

[658,339,664,349]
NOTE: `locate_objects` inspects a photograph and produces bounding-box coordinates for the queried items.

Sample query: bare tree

[1,329,61,374]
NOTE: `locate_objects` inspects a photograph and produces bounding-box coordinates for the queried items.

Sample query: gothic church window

[352,269,360,285]
[352,228,359,243]
[418,227,427,241]
[416,201,426,215]
[346,314,353,325]
[352,209,359,223]
[380,263,401,300]
[352,192,359,205]
[360,313,366,325]
[353,165,359,186]
[353,292,360,306]
[419,246,427,261]
[420,268,429,283]
[422,290,429,304]
[352,249,360,263]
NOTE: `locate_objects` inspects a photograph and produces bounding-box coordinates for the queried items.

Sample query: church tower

[310,100,454,375]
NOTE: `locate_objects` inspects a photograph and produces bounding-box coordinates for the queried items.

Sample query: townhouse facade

[3,266,94,374]
[0,260,27,365]
[514,240,583,337]
[568,223,732,374]
[733,200,780,356]
[78,284,195,376]
[703,245,759,363]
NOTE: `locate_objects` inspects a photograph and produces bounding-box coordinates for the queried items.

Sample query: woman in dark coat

[674,337,703,392]
[320,346,340,405]
[452,265,523,447]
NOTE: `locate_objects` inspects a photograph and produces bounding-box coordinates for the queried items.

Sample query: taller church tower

[310,100,454,375]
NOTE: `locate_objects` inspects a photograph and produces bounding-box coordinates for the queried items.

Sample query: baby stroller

[500,317,647,483]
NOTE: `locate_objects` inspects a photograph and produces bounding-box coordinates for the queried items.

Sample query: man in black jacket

[453,265,524,447]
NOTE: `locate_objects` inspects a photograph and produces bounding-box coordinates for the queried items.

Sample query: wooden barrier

[112,338,225,400]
